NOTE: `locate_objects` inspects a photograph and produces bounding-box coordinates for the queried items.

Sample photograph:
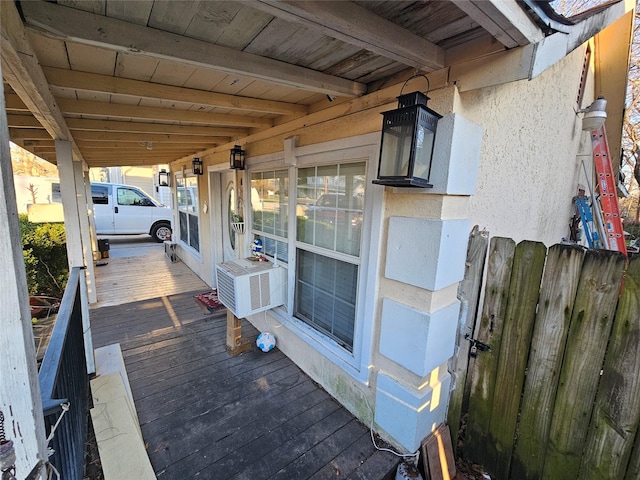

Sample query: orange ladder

[590,125,627,255]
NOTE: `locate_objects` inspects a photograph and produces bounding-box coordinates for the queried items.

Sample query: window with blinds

[294,162,366,351]
[250,161,366,352]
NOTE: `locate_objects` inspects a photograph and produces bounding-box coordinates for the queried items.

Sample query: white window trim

[247,133,383,384]
[175,171,202,258]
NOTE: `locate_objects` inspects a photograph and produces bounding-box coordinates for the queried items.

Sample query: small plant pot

[232,222,245,234]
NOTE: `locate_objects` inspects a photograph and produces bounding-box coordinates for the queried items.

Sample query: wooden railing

[38,267,89,480]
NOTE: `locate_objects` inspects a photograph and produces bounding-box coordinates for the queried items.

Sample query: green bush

[20,214,68,298]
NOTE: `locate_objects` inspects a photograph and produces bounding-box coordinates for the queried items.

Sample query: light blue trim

[428,113,483,195]
[379,299,460,377]
[375,372,451,452]
[386,218,471,291]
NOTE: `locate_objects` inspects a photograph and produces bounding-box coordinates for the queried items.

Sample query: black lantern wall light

[192,157,204,175]
[158,168,170,186]
[230,144,246,170]
[373,75,442,188]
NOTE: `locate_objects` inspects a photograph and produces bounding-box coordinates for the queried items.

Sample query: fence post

[448,226,488,453]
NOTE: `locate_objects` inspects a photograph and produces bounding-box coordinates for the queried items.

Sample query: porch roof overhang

[0,0,634,169]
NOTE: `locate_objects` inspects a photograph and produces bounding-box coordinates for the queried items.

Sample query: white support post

[73,162,97,304]
[56,140,96,371]
[0,69,48,478]
[56,140,84,268]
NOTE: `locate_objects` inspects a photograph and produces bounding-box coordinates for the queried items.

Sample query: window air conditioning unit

[215,258,286,318]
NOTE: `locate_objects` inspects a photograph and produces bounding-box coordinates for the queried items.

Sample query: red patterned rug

[193,290,226,315]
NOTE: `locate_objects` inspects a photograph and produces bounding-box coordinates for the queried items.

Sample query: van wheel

[151,223,171,243]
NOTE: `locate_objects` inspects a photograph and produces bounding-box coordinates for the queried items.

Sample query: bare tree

[622,10,640,221]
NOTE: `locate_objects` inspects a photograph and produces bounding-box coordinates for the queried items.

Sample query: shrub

[20,214,69,298]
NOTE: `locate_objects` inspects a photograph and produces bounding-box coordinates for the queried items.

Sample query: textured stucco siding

[458,46,593,246]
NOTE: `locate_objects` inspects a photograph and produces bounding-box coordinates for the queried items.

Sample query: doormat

[193,290,226,315]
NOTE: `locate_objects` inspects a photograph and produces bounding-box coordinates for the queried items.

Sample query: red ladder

[590,125,627,255]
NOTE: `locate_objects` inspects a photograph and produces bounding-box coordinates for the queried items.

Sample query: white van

[91,182,172,242]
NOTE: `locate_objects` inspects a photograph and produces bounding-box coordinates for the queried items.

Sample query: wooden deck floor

[90,237,399,479]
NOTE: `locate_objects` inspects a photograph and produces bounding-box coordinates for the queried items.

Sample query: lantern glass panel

[413,124,435,180]
[379,122,413,177]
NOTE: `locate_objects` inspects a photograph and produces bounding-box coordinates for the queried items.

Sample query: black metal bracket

[465,334,491,357]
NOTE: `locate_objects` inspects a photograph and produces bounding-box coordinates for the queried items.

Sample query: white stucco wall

[456,46,593,246]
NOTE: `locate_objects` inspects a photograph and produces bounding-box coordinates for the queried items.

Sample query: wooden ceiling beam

[249,0,444,72]
[0,0,83,160]
[21,0,366,98]
[9,128,51,140]
[82,155,191,164]
[5,114,43,128]
[75,142,217,151]
[86,159,182,167]
[54,97,273,128]
[451,0,543,48]
[64,118,248,137]
[17,139,54,147]
[72,131,229,144]
[42,67,308,116]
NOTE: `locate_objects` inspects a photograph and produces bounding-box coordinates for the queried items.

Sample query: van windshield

[117,187,158,207]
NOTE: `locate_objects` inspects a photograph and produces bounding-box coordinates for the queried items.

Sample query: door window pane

[177,176,199,252]
[250,170,289,264]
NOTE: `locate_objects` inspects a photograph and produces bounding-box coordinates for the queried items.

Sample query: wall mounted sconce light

[158,169,170,187]
[373,75,441,188]
[579,96,607,131]
[230,144,246,170]
[192,157,204,175]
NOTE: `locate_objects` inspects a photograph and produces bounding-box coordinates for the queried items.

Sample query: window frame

[176,172,201,253]
[250,169,290,265]
[246,134,382,381]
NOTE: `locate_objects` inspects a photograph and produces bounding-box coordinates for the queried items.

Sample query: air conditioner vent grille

[216,268,236,312]
[248,272,271,310]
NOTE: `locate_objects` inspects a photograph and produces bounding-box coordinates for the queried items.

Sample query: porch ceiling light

[230,144,246,170]
[580,96,607,131]
[158,169,170,187]
[192,157,204,175]
[373,75,441,188]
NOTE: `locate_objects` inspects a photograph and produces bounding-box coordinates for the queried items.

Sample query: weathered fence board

[542,249,627,479]
[463,237,515,463]
[625,430,640,480]
[448,226,489,451]
[486,241,547,479]
[511,244,585,480]
[580,255,640,479]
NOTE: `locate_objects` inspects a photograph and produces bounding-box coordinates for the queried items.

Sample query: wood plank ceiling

[1,0,549,168]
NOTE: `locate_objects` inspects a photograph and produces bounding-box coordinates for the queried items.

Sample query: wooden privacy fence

[448,229,640,480]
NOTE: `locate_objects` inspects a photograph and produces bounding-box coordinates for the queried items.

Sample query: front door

[221,172,239,262]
